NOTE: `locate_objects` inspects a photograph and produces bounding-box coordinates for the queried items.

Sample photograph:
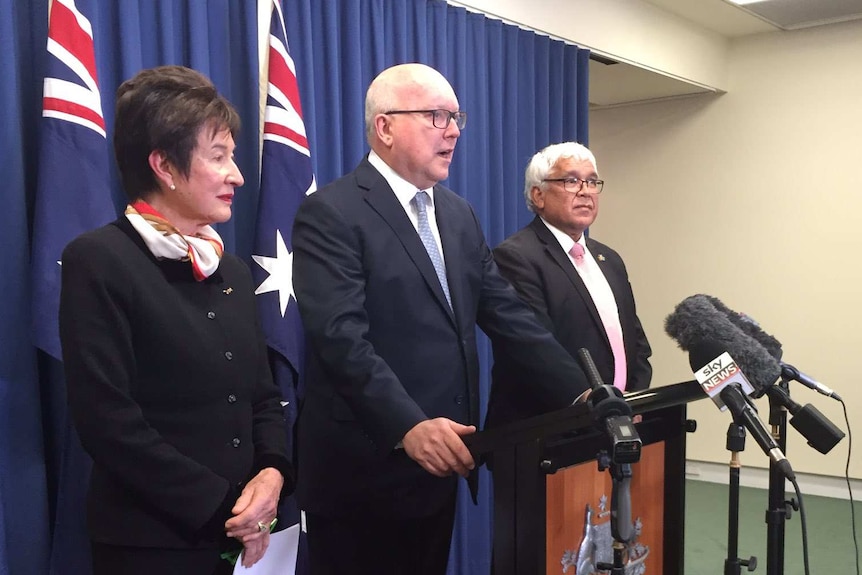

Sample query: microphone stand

[577,349,642,574]
[765,377,794,575]
[595,453,633,575]
[760,375,842,575]
[725,422,757,574]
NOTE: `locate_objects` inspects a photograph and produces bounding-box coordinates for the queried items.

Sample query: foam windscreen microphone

[709,297,841,399]
[665,294,781,396]
[702,295,784,360]
[674,295,842,401]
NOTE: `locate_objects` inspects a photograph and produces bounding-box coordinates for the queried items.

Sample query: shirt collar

[368,150,435,210]
[539,216,586,255]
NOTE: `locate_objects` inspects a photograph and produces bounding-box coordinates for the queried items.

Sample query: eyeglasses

[542,177,604,194]
[383,109,467,130]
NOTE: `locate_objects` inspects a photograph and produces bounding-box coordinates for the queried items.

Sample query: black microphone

[779,363,842,401]
[690,338,845,456]
[665,294,781,396]
[685,340,796,479]
[577,348,640,465]
[669,296,845,458]
[720,382,796,480]
[702,295,784,360]
[765,385,845,454]
[577,348,630,419]
[700,295,842,401]
[577,347,608,392]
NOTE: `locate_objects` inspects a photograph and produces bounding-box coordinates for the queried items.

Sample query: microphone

[689,340,756,410]
[668,295,845,459]
[577,347,610,392]
[779,363,842,401]
[665,295,781,396]
[686,340,796,479]
[577,348,629,418]
[577,348,641,465]
[702,295,783,360]
[694,295,841,401]
[720,382,796,480]
[577,349,638,544]
[765,385,844,454]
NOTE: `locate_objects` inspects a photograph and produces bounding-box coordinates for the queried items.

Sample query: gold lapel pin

[223,287,233,295]
[597,254,606,262]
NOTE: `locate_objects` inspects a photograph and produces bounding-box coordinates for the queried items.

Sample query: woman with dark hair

[59,65,293,574]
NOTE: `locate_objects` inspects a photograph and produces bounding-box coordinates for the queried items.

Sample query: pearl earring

[170,183,176,191]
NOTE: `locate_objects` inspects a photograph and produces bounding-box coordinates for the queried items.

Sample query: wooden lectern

[466,380,704,575]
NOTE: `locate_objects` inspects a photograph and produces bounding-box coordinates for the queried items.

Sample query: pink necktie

[569,242,585,261]
[568,243,628,390]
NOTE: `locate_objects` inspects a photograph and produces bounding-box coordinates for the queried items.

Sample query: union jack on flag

[32,0,115,360]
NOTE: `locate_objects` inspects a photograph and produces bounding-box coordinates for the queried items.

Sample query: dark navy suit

[488,216,652,427]
[292,158,590,520]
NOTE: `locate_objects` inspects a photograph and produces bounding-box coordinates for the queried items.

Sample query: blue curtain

[2,1,587,574]
[1,3,51,575]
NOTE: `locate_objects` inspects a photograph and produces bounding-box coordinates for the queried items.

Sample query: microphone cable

[838,397,860,575]
[788,476,810,575]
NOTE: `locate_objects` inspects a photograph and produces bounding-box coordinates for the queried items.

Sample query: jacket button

[232,438,241,448]
[454,395,464,405]
[207,311,216,319]
[224,351,233,360]
[227,394,237,403]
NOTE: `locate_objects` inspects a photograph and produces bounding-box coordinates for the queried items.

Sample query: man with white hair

[487,141,652,427]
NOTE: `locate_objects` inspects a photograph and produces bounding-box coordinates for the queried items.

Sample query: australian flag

[32,0,115,359]
[251,1,314,570]
[253,0,315,442]
[31,2,114,574]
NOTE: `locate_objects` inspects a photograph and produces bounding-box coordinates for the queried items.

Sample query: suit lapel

[529,217,606,338]
[357,160,456,325]
[586,237,624,303]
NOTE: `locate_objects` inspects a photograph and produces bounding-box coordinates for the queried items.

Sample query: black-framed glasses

[542,177,604,194]
[384,109,467,130]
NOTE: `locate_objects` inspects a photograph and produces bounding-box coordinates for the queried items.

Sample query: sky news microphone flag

[32,0,116,360]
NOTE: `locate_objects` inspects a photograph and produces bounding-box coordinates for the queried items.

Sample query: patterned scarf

[125,200,224,281]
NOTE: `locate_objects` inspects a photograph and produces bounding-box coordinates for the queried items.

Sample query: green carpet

[684,479,861,574]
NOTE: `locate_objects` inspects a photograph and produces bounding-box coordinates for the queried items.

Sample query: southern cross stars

[253,229,294,317]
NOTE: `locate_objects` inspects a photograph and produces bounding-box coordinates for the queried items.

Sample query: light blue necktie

[412,190,452,308]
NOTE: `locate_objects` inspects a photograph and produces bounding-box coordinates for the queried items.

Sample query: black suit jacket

[59,218,290,548]
[292,158,589,517]
[487,216,652,426]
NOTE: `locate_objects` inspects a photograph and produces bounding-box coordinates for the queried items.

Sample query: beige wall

[590,19,862,477]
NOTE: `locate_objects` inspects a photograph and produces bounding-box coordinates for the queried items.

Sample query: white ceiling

[591,0,862,107]
[590,0,774,107]
[646,0,862,33]
[642,0,775,36]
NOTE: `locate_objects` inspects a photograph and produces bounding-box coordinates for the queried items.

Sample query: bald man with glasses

[292,66,592,574]
[487,141,653,428]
